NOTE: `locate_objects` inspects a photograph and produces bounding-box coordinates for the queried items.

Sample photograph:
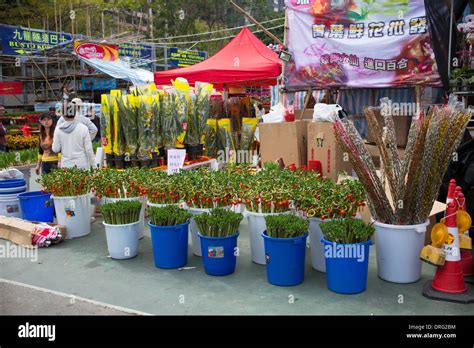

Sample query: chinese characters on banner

[167,149,186,175]
[0,24,72,56]
[284,0,441,88]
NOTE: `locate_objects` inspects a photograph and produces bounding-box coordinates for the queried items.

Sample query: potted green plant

[38,168,92,239]
[148,205,192,269]
[194,208,243,276]
[263,214,309,286]
[294,175,366,273]
[185,82,212,160]
[91,168,149,239]
[241,164,294,265]
[101,200,142,259]
[320,218,374,294]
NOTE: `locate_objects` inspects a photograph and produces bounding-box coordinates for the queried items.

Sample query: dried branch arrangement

[333,98,471,225]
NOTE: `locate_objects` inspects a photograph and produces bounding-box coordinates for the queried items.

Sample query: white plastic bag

[312,103,342,122]
[0,168,24,180]
[262,104,285,123]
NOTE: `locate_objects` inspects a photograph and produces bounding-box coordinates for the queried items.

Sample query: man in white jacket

[52,104,96,169]
[57,98,98,140]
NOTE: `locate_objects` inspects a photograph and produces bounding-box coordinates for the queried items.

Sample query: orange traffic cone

[457,191,474,283]
[446,179,456,204]
[422,201,474,303]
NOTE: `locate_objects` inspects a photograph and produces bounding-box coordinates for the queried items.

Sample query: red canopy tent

[154,27,282,87]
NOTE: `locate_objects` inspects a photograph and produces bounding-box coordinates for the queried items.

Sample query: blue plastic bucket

[0,179,27,194]
[322,238,372,294]
[199,232,239,276]
[18,191,54,223]
[262,231,308,286]
[149,221,190,269]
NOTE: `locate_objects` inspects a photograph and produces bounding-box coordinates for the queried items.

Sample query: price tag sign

[167,149,186,175]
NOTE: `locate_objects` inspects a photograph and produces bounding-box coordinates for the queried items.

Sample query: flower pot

[185,143,203,161]
[18,191,54,223]
[130,155,140,168]
[308,217,332,273]
[103,221,140,259]
[114,154,125,169]
[246,210,291,265]
[374,220,428,284]
[105,196,146,239]
[199,232,239,276]
[140,159,151,168]
[105,154,115,169]
[322,238,372,294]
[262,231,308,286]
[150,152,159,168]
[149,221,190,269]
[53,194,91,239]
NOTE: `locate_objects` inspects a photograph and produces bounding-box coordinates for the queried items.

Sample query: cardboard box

[259,120,309,167]
[307,121,352,181]
[366,108,412,147]
[0,216,35,247]
[365,143,405,168]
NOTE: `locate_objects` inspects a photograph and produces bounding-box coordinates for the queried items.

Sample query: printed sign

[74,42,119,61]
[167,149,186,175]
[0,24,72,56]
[284,0,441,88]
[81,78,118,90]
[208,246,224,258]
[119,42,153,70]
[0,82,22,95]
[169,48,207,68]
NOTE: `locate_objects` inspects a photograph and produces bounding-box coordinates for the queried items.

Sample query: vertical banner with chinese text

[284,0,441,88]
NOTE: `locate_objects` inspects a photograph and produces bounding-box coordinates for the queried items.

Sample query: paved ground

[1,214,473,316]
[0,170,472,315]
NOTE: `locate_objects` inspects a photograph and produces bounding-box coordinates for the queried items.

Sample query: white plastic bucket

[308,217,332,273]
[246,210,291,265]
[106,196,146,239]
[53,194,91,239]
[103,221,140,259]
[0,193,22,218]
[374,220,429,283]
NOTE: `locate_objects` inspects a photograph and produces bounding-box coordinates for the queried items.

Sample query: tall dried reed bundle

[333,98,471,225]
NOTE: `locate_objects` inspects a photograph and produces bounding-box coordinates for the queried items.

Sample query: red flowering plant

[144,171,185,205]
[239,164,297,214]
[293,174,366,220]
[90,168,151,199]
[38,168,92,197]
[183,169,236,209]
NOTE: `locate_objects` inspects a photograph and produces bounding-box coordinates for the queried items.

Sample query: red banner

[0,82,23,95]
[74,42,119,61]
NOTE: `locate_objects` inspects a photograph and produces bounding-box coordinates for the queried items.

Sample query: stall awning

[154,27,282,87]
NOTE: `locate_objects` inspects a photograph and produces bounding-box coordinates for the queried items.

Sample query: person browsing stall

[35,113,59,175]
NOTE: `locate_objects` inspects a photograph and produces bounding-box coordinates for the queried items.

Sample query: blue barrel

[322,238,372,294]
[199,232,239,276]
[18,191,54,223]
[149,221,190,269]
[262,231,308,286]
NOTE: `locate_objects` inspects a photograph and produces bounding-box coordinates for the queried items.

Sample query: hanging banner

[169,48,207,68]
[74,42,119,61]
[0,82,23,95]
[119,43,153,70]
[0,24,72,56]
[284,0,441,88]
